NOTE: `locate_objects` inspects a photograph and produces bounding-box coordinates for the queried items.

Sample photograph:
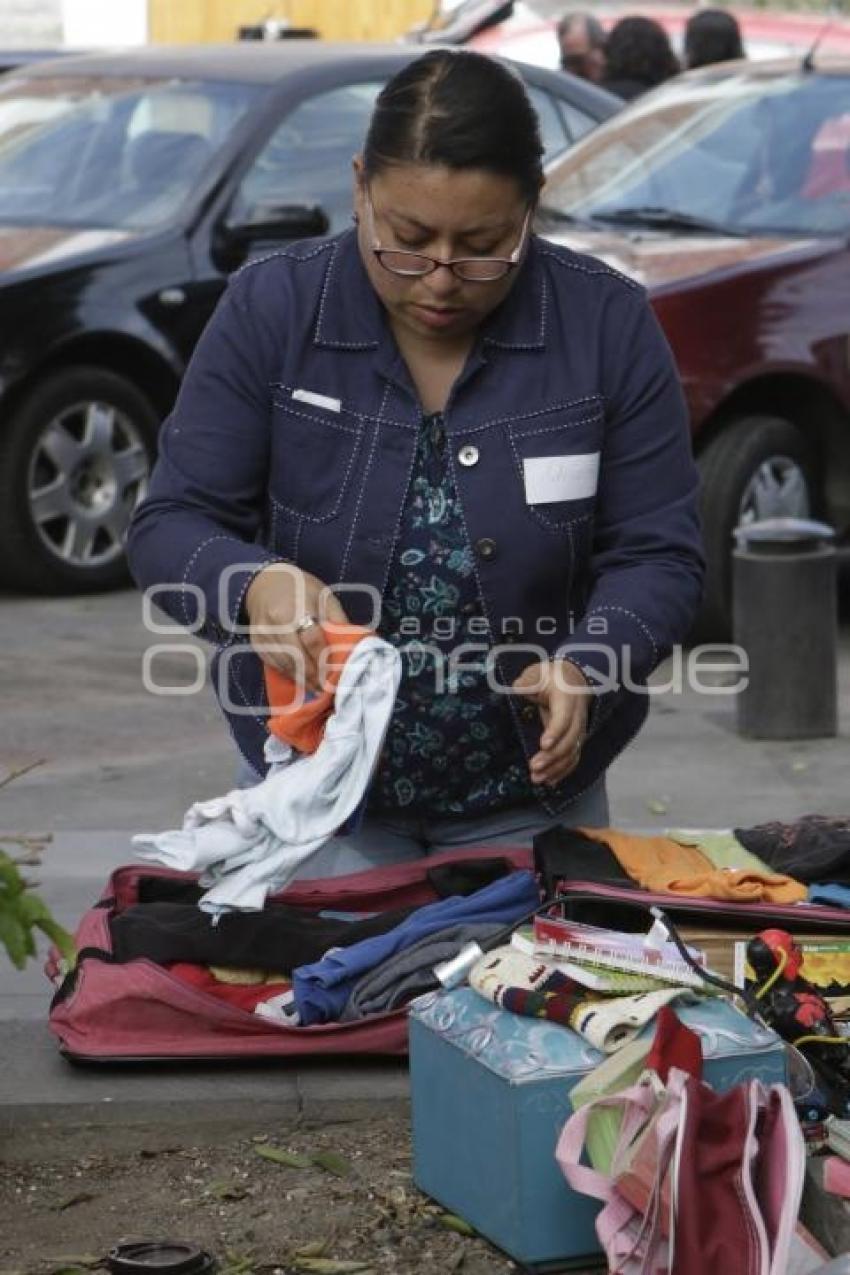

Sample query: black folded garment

[735,815,850,885]
[119,859,516,974]
[425,856,514,898]
[111,900,417,974]
[533,824,631,900]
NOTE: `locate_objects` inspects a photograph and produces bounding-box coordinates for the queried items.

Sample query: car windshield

[543,70,850,237]
[0,74,262,229]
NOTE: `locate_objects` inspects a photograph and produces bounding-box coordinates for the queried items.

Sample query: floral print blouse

[370,413,536,818]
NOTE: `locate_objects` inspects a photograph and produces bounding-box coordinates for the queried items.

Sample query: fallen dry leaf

[55,1192,97,1212]
[311,1150,354,1179]
[438,1213,476,1237]
[254,1145,313,1169]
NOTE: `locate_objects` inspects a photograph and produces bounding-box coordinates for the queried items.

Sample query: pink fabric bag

[555,1067,804,1275]
[45,848,531,1063]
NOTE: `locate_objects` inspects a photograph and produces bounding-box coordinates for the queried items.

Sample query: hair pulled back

[363,49,544,204]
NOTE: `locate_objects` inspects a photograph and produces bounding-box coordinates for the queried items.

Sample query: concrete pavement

[2,587,850,1152]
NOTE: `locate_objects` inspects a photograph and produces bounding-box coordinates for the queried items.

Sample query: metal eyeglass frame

[364,189,532,283]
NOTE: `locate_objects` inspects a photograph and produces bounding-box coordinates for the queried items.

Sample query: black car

[0,49,81,75]
[0,42,618,593]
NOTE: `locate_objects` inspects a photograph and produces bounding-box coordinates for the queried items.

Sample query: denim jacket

[128,229,704,818]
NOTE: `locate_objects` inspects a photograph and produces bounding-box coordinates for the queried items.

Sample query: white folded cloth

[133,635,401,911]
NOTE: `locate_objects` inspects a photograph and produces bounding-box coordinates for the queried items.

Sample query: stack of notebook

[511,914,710,994]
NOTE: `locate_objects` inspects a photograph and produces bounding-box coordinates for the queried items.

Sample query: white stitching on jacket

[180,534,243,629]
[339,380,391,580]
[485,274,548,349]
[378,406,421,598]
[269,398,361,436]
[538,246,641,293]
[269,421,362,525]
[505,425,598,533]
[447,397,604,436]
[587,604,660,664]
[234,240,334,279]
[314,238,376,349]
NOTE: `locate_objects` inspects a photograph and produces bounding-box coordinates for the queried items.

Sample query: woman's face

[353,160,532,347]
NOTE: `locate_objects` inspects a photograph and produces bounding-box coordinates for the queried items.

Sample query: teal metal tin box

[409,989,786,1269]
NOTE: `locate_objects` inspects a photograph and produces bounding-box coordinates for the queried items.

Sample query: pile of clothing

[112,861,538,1026]
[537,817,850,906]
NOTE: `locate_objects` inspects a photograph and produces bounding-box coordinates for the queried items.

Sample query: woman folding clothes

[128,49,704,879]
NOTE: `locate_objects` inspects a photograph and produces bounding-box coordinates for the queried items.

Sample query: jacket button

[520,704,538,723]
[475,537,497,560]
[458,444,480,467]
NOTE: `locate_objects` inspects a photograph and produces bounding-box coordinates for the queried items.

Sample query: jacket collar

[313,229,547,353]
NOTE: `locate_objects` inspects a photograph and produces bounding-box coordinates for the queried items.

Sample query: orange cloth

[578,826,808,904]
[264,623,372,755]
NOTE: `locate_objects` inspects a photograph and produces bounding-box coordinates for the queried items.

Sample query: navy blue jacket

[128,229,704,817]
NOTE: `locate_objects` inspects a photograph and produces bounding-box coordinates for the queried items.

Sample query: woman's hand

[511,659,592,786]
[244,564,349,692]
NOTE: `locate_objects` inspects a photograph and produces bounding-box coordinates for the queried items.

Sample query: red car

[541,56,850,633]
[471,2,850,66]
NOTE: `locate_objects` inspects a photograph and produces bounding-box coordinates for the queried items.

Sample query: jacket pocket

[506,402,604,538]
[269,395,363,524]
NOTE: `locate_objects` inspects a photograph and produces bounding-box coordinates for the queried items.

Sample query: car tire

[0,367,159,594]
[696,414,817,639]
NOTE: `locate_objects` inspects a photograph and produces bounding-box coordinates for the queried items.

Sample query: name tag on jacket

[523,453,600,505]
[292,388,341,413]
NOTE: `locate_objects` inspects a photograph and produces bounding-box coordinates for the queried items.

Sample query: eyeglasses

[365,190,532,283]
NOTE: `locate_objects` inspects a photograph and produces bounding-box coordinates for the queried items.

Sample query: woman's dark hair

[363,50,544,203]
[684,9,745,69]
[604,16,680,88]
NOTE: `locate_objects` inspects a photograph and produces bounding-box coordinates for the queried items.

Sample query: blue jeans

[235,755,609,880]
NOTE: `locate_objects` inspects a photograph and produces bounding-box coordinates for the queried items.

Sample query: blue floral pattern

[370,413,536,817]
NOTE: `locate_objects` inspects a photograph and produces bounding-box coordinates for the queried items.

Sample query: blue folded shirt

[292,869,539,1025]
[809,883,850,909]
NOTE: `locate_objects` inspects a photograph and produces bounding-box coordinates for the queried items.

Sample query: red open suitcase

[45,846,532,1063]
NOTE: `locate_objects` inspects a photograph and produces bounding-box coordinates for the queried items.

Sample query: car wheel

[0,367,159,594]
[696,415,817,638]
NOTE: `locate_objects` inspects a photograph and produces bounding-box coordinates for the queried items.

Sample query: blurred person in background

[601,16,680,100]
[556,11,607,82]
[684,8,746,68]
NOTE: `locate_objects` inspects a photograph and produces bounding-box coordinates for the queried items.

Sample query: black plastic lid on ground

[107,1242,217,1275]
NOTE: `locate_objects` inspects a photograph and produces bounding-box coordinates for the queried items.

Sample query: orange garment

[265,623,372,755]
[578,826,807,904]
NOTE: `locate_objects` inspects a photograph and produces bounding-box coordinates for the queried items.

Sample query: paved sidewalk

[2,588,850,1150]
[0,830,409,1153]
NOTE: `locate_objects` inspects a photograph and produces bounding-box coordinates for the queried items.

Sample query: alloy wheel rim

[27,399,150,568]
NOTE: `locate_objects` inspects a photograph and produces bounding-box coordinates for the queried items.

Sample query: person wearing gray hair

[556,11,607,82]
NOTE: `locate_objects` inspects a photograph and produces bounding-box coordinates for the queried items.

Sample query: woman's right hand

[244,564,350,692]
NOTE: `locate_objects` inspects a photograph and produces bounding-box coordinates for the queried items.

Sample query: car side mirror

[216,201,330,265]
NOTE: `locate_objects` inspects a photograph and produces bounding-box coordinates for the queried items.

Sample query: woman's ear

[351,154,367,219]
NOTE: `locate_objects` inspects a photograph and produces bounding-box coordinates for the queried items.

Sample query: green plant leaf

[0,908,32,969]
[0,851,74,969]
